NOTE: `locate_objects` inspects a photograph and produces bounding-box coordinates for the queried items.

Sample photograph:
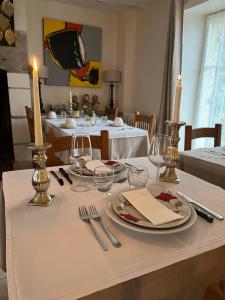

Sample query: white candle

[33,57,43,147]
[69,91,72,105]
[173,74,182,123]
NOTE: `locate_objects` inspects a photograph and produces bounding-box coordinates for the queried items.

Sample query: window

[195,10,225,147]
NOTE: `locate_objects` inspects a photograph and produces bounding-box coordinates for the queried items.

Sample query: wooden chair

[121,112,135,127]
[25,106,35,143]
[134,112,157,142]
[184,124,222,151]
[46,130,109,167]
[105,107,119,120]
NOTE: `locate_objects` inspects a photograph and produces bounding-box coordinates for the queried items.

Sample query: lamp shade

[38,66,49,79]
[103,70,121,83]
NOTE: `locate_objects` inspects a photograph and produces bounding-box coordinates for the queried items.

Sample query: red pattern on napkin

[119,213,140,222]
[155,192,177,202]
[104,160,117,165]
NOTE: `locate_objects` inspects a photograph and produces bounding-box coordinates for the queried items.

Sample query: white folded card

[86,160,110,172]
[121,188,184,225]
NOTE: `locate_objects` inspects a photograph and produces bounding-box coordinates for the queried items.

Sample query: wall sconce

[103,70,121,109]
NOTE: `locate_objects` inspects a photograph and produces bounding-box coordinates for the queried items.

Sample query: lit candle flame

[33,57,38,71]
[178,74,182,82]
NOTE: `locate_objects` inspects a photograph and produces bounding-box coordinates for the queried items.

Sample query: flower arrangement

[81,94,100,116]
[70,94,100,119]
[72,95,79,111]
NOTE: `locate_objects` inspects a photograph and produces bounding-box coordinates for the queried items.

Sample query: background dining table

[44,118,150,160]
[1,157,225,300]
[180,146,225,189]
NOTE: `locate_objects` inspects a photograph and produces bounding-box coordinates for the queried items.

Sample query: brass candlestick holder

[27,143,55,206]
[159,120,185,184]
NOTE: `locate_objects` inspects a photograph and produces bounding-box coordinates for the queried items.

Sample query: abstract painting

[43,18,102,88]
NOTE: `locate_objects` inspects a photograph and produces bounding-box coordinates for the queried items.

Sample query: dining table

[1,157,225,300]
[180,146,225,189]
[44,117,150,160]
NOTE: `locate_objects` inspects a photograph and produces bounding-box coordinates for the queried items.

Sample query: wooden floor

[204,282,225,300]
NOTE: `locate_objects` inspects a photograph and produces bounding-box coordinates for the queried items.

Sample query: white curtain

[195,10,225,147]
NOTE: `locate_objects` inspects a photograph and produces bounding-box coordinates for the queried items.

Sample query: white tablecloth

[180,147,225,189]
[2,157,225,300]
[44,118,150,159]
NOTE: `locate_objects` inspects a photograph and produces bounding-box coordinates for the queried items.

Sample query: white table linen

[44,118,150,159]
[180,146,225,189]
[2,157,225,299]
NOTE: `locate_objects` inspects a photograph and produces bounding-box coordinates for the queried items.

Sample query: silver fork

[89,205,121,248]
[79,206,109,251]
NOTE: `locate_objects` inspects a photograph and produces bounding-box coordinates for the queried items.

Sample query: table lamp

[38,65,49,113]
[103,70,121,109]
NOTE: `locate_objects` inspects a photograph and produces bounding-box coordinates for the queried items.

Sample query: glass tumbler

[128,165,149,189]
[61,111,67,120]
[94,166,114,194]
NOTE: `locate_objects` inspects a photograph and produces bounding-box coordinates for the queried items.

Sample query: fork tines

[79,205,88,217]
[89,205,97,215]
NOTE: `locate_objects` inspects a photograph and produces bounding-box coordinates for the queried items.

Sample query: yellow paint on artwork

[69,61,101,88]
[43,18,65,40]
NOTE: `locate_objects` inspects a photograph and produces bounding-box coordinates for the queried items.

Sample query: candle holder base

[159,168,180,184]
[28,193,55,207]
[27,143,55,207]
[159,121,185,184]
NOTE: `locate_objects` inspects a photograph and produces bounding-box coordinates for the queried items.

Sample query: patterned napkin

[121,188,183,225]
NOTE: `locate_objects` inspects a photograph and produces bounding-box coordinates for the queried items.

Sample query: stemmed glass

[69,134,92,192]
[149,134,171,182]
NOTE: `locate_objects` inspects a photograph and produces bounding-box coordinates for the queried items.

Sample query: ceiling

[187,0,225,14]
[46,0,152,11]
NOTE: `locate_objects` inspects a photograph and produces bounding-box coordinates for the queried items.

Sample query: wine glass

[93,166,114,195]
[149,134,171,182]
[69,133,92,192]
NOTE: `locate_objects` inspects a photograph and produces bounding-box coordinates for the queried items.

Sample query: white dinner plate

[68,161,128,182]
[105,194,197,235]
[111,190,192,229]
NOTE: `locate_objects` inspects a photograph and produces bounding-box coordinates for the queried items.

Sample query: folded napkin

[86,160,110,172]
[121,188,184,225]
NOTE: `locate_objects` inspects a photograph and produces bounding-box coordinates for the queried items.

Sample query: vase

[86,115,96,126]
[73,110,80,118]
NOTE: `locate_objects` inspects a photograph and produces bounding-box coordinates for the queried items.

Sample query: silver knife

[177,191,224,220]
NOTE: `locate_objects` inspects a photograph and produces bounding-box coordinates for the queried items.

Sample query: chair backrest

[121,112,135,127]
[105,107,119,120]
[46,130,109,166]
[134,112,157,141]
[25,106,35,143]
[184,124,222,150]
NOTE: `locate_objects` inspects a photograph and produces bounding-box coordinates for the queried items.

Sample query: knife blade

[59,168,72,184]
[50,171,64,186]
[177,191,224,220]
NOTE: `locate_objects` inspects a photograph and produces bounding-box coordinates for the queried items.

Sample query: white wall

[14,0,27,31]
[26,0,118,110]
[116,8,138,112]
[14,0,174,118]
[118,0,171,116]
